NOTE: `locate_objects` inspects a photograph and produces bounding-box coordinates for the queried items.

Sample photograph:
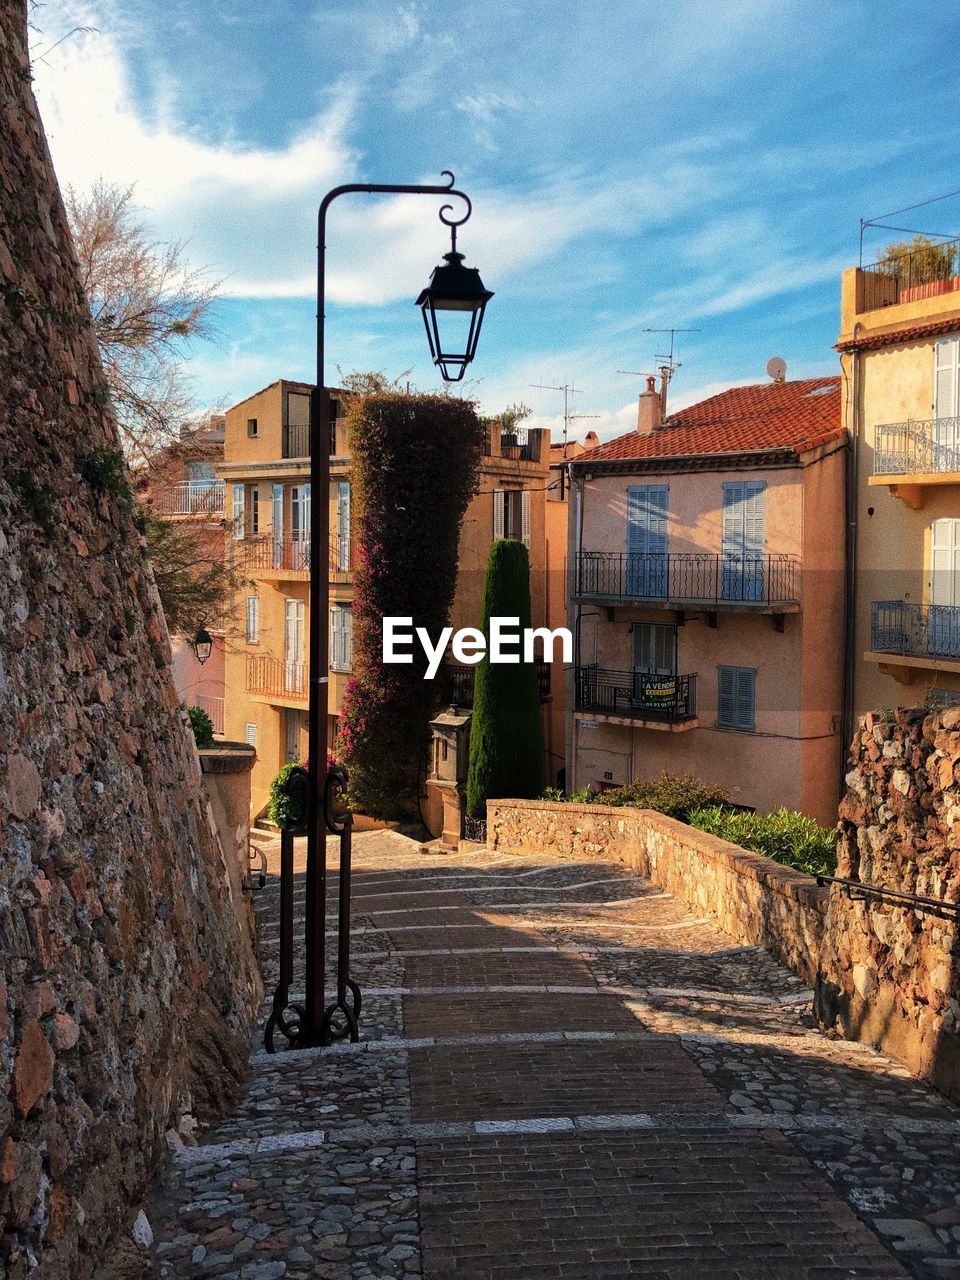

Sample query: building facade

[566,376,846,826]
[218,380,555,816]
[138,416,228,733]
[838,253,960,718]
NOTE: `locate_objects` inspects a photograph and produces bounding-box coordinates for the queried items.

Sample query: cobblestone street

[149,831,960,1279]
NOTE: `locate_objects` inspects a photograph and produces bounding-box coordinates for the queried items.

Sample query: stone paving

[146,830,960,1279]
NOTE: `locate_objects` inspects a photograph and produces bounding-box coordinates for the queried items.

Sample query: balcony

[282,421,310,459]
[237,534,352,582]
[246,654,306,702]
[440,660,552,707]
[871,419,960,507]
[859,239,960,314]
[574,553,800,611]
[151,480,224,517]
[575,666,698,729]
[193,693,224,736]
[500,426,539,462]
[868,600,960,680]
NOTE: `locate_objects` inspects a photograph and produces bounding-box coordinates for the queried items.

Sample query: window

[231,484,245,539]
[493,489,531,547]
[245,595,260,644]
[330,605,353,672]
[627,485,669,596]
[250,487,260,534]
[338,481,351,570]
[633,623,675,676]
[247,417,258,437]
[721,481,765,601]
[244,722,257,747]
[186,461,215,482]
[717,665,756,731]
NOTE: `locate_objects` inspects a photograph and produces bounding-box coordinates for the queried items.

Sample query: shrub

[593,773,729,820]
[336,392,485,819]
[688,805,837,877]
[187,705,214,748]
[466,540,545,817]
[541,785,594,804]
[268,762,307,831]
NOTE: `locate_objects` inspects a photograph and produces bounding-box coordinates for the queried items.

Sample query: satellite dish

[766,357,787,383]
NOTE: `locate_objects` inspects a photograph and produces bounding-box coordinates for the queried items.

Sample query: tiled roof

[836,314,960,353]
[578,377,843,464]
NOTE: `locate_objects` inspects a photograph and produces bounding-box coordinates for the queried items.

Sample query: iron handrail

[873,418,960,476]
[816,874,960,920]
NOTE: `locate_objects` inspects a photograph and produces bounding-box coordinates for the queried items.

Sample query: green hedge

[187,705,214,748]
[687,805,837,877]
[592,773,729,821]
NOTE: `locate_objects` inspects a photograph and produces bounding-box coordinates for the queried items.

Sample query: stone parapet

[486,799,828,986]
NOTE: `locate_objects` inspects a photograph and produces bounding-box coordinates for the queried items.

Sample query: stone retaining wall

[817,707,960,1101]
[0,9,261,1274]
[486,800,828,986]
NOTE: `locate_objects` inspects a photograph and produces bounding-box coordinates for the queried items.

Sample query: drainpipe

[840,322,864,795]
[568,470,586,792]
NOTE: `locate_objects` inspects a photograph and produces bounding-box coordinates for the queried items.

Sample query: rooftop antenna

[640,327,701,417]
[531,378,584,451]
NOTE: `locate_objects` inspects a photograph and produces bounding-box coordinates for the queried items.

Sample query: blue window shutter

[717,665,736,726]
[627,485,669,596]
[736,667,756,729]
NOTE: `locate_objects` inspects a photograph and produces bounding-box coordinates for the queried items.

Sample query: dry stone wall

[0,6,261,1275]
[817,706,960,1100]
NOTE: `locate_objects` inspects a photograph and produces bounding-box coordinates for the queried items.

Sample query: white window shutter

[246,595,259,644]
[344,607,353,670]
[493,490,505,539]
[232,485,245,539]
[521,490,531,548]
[935,338,959,421]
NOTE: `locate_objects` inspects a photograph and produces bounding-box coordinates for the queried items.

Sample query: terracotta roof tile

[836,315,960,353]
[579,377,843,464]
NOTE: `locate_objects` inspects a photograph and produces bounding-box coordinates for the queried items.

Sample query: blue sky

[32,0,960,440]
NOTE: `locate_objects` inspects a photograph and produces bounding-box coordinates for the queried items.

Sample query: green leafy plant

[466,539,545,818]
[593,773,729,820]
[688,805,837,877]
[541,785,594,804]
[268,762,306,830]
[878,235,957,284]
[187,705,214,748]
[80,446,131,500]
[336,391,485,819]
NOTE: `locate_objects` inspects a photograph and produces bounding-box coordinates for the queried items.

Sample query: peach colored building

[217,380,555,817]
[565,376,847,826]
[138,417,228,733]
[837,252,960,720]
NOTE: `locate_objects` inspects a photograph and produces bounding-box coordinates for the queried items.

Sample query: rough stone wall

[817,706,960,1100]
[487,800,828,985]
[0,6,261,1275]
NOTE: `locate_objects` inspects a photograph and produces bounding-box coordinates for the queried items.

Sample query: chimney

[636,375,662,435]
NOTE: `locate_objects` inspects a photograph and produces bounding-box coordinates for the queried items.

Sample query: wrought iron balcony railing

[500,426,538,461]
[440,660,552,707]
[152,480,225,517]
[859,238,960,312]
[282,421,310,459]
[237,534,352,580]
[873,419,960,476]
[193,693,224,735]
[575,552,799,606]
[246,654,307,700]
[871,600,960,662]
[576,666,697,722]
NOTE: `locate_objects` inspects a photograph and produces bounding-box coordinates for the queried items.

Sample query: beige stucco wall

[840,267,960,714]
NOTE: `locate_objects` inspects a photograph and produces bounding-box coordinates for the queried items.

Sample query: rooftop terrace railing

[859,237,960,312]
[575,552,800,607]
[873,419,960,476]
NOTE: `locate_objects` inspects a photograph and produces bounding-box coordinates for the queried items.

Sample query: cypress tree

[466,538,545,817]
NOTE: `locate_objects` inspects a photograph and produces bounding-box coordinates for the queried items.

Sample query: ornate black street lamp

[265,173,491,1052]
[193,627,213,665]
